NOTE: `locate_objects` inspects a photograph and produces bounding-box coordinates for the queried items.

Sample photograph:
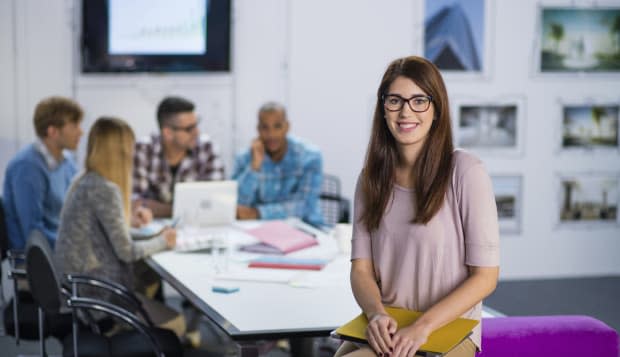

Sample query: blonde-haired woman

[55,117,184,337]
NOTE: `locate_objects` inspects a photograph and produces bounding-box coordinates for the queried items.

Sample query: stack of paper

[174,226,252,252]
[240,221,318,254]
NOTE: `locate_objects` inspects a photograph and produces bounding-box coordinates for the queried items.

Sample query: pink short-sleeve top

[351,150,500,349]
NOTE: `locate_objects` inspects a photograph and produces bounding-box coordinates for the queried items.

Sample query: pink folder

[242,221,318,254]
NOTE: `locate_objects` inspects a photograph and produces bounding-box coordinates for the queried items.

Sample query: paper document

[240,221,318,254]
[332,306,478,356]
[175,226,255,252]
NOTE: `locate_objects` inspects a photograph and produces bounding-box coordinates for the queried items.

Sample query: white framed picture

[491,175,523,235]
[419,0,494,79]
[557,101,619,153]
[452,97,525,156]
[556,172,619,228]
[534,4,620,75]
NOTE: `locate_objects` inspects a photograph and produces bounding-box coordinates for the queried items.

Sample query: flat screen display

[82,0,230,72]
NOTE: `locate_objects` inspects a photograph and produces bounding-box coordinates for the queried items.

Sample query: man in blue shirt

[232,102,324,227]
[3,96,84,250]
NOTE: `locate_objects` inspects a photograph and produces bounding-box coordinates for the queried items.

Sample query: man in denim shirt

[232,102,324,227]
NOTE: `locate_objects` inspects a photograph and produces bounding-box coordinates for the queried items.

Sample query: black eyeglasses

[383,94,433,113]
[168,118,201,133]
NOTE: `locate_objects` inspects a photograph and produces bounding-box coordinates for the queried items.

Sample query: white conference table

[146,220,360,356]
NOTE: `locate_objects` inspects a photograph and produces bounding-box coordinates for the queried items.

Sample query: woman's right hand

[366,312,397,355]
[162,228,177,249]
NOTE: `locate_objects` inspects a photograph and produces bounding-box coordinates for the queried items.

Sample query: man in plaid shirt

[232,102,324,228]
[133,96,225,217]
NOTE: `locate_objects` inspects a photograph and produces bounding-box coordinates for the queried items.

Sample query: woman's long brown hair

[360,56,454,232]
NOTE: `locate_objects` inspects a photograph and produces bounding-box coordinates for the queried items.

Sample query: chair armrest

[319,193,341,201]
[319,194,351,224]
[6,249,26,259]
[6,249,28,280]
[67,297,164,357]
[65,274,154,326]
[7,249,25,260]
[7,268,26,280]
[339,197,351,223]
[61,284,95,325]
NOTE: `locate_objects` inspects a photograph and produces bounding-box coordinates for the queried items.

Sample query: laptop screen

[172,180,238,227]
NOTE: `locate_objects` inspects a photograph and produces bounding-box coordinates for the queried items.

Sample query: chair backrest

[320,174,350,227]
[25,230,63,314]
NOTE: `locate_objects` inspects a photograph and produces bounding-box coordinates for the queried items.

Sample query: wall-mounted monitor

[81,0,231,73]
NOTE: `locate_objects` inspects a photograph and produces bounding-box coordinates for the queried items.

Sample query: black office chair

[1,196,72,345]
[320,174,351,227]
[25,230,183,357]
[0,195,7,283]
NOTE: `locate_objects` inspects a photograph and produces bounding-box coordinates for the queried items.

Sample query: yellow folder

[331,306,478,356]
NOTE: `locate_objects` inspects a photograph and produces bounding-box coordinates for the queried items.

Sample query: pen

[170,217,181,228]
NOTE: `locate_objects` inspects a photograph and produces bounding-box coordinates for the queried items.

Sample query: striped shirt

[132,133,225,204]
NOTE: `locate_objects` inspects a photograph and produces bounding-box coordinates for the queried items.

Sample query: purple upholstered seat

[477,316,619,357]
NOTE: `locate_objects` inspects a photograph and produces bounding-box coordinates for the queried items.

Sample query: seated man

[232,101,324,227]
[3,96,84,250]
[133,96,225,218]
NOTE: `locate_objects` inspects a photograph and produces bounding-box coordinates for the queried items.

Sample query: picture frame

[452,97,525,156]
[558,101,619,153]
[491,175,523,235]
[419,0,493,79]
[556,172,619,228]
[535,5,620,74]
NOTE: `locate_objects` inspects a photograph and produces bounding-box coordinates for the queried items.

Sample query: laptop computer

[172,180,238,228]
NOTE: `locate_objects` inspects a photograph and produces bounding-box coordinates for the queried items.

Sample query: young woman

[54,117,184,337]
[335,56,500,357]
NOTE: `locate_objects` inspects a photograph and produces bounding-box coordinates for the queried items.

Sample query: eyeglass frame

[166,117,201,133]
[382,94,434,113]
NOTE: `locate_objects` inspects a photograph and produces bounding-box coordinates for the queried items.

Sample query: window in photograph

[538,7,620,73]
[558,173,619,227]
[453,99,524,156]
[561,104,619,151]
[492,175,522,235]
[424,0,487,73]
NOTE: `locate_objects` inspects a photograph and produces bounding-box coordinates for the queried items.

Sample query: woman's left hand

[389,324,431,357]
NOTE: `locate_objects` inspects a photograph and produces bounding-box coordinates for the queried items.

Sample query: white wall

[1,0,619,279]
[0,0,17,177]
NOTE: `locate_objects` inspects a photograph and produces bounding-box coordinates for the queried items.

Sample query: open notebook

[332,306,478,357]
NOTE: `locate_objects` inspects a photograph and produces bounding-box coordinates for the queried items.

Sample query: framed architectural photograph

[453,98,525,156]
[561,103,619,152]
[491,175,522,235]
[423,0,492,76]
[538,6,620,73]
[557,173,619,227]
